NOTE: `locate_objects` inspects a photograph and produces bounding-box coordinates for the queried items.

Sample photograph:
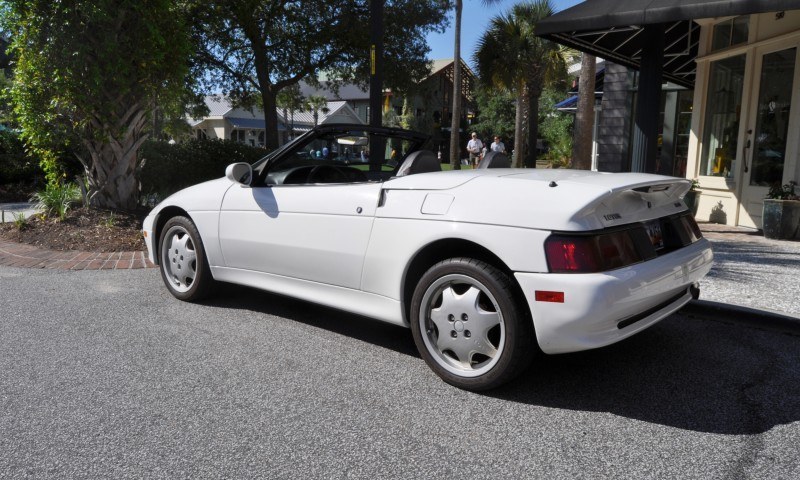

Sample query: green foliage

[537,87,573,166]
[31,182,80,221]
[767,181,799,200]
[0,129,43,184]
[190,0,449,149]
[5,0,193,208]
[102,212,116,228]
[139,139,267,202]
[474,0,567,166]
[12,212,28,230]
[472,87,515,141]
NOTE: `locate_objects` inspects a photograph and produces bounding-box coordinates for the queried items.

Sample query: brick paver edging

[0,240,154,270]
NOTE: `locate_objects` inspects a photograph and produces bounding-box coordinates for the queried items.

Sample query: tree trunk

[513,89,525,168]
[448,0,463,170]
[526,85,541,168]
[83,103,149,211]
[572,53,596,170]
[260,86,280,151]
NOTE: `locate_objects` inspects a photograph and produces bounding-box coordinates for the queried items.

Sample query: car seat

[395,150,441,176]
[478,151,511,169]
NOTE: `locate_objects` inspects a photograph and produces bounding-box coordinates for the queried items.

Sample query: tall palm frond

[473,0,565,167]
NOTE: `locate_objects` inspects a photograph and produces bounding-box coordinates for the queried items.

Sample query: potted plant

[762,181,800,240]
[683,179,701,217]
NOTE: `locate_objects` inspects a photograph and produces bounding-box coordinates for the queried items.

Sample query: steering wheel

[307,165,346,183]
[342,167,368,182]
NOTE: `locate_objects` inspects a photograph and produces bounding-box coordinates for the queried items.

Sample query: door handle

[744,134,752,173]
[742,139,750,173]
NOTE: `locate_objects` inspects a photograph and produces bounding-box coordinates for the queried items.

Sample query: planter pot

[683,191,700,217]
[762,199,800,240]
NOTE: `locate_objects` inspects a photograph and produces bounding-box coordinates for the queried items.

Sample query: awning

[536,0,800,87]
[554,93,602,111]
[227,117,266,129]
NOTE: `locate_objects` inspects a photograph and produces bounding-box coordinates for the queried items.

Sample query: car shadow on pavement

[490,314,800,435]
[200,283,419,358]
[199,284,799,436]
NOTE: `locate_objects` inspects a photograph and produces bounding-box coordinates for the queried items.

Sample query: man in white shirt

[490,135,506,153]
[467,132,483,168]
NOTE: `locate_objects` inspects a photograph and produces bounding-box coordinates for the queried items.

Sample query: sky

[424,0,582,69]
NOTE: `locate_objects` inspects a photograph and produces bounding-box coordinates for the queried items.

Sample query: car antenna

[549,181,558,187]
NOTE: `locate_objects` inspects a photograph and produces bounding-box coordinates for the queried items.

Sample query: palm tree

[449,0,503,169]
[305,95,328,127]
[572,52,596,170]
[474,0,566,167]
[276,84,304,141]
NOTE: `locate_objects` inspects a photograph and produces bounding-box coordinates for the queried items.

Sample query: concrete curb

[682,299,800,336]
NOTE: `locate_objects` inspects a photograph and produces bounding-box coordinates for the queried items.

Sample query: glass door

[738,44,799,228]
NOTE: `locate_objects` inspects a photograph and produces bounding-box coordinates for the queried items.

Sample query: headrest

[478,151,511,169]
[395,150,441,176]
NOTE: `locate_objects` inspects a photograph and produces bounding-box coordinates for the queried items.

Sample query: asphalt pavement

[0,219,798,478]
[1,267,799,478]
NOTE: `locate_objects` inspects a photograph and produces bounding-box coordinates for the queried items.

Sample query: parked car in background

[143,124,713,390]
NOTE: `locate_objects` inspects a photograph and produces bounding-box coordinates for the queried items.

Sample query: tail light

[545,230,642,273]
[545,213,701,273]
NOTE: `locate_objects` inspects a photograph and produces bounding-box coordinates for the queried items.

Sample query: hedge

[138,138,268,201]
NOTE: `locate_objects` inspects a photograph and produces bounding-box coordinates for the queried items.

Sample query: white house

[189,96,363,147]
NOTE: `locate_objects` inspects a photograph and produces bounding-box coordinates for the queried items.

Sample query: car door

[218,181,382,290]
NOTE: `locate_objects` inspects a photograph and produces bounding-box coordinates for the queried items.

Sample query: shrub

[12,212,28,230]
[0,129,43,184]
[30,182,80,220]
[138,139,268,203]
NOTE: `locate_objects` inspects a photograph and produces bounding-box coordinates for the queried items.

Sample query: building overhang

[536,0,800,88]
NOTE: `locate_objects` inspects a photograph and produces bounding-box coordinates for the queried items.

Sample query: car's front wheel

[158,216,214,302]
[410,258,535,391]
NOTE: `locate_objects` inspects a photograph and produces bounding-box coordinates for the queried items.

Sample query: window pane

[711,16,749,52]
[731,16,749,46]
[750,48,796,186]
[712,21,732,52]
[699,54,746,178]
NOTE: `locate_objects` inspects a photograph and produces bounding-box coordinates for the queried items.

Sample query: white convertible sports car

[143,124,713,390]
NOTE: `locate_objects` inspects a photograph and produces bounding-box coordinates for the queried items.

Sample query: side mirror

[225,162,253,186]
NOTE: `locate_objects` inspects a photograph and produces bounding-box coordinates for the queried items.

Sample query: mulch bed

[0,206,147,252]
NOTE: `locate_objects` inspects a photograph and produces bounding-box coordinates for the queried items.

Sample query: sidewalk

[0,202,39,223]
[0,239,153,270]
[685,222,800,332]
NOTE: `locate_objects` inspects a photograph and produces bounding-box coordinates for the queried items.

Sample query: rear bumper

[515,238,713,354]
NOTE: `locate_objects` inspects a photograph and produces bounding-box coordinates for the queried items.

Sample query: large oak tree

[190,0,449,151]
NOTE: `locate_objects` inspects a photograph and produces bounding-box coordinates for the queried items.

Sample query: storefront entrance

[737,41,800,228]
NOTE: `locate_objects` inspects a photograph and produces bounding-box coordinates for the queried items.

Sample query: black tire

[158,215,214,302]
[410,258,535,391]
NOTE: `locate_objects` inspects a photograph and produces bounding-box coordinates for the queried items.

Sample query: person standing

[490,135,506,153]
[467,132,483,168]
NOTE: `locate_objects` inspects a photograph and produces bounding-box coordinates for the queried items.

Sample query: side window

[262,129,426,186]
[266,133,370,185]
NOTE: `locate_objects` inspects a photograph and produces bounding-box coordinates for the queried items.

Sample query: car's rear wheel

[410,258,535,391]
[158,216,213,302]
